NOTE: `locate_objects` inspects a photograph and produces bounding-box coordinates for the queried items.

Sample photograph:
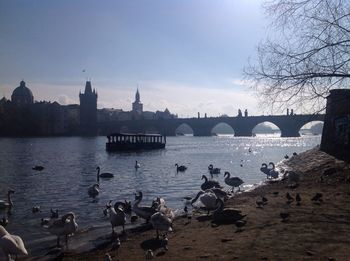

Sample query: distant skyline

[0,0,275,117]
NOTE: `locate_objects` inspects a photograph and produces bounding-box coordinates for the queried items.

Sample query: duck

[224,172,244,192]
[88,183,100,198]
[260,163,271,179]
[200,175,221,191]
[32,206,41,213]
[114,200,132,214]
[0,225,28,260]
[191,190,219,215]
[96,166,114,180]
[135,161,141,170]
[32,165,44,171]
[208,164,221,174]
[150,212,172,239]
[175,164,187,172]
[212,198,246,224]
[0,190,15,209]
[105,201,126,235]
[132,192,157,222]
[46,212,78,247]
[268,162,279,179]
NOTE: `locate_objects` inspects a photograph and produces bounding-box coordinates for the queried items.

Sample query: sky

[0,0,270,117]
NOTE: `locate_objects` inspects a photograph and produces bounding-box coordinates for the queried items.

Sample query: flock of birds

[0,151,302,260]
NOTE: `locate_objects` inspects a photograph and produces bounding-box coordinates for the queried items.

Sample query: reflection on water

[0,135,321,254]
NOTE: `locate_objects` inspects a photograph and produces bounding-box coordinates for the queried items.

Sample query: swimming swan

[175,164,187,172]
[88,184,100,198]
[96,166,114,180]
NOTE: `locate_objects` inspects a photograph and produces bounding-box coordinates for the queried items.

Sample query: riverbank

[23,147,350,260]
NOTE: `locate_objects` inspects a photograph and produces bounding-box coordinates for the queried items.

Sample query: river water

[0,135,321,255]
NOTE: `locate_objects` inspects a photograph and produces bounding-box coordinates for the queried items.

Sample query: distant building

[79,81,97,135]
[11,80,34,106]
[132,89,143,114]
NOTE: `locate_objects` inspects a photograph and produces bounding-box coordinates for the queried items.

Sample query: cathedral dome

[11,80,34,105]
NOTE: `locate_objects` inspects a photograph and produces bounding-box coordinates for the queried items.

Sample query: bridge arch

[251,121,282,137]
[175,123,194,136]
[211,122,235,136]
[299,120,324,136]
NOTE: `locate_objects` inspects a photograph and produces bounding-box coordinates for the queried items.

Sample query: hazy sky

[0,0,269,117]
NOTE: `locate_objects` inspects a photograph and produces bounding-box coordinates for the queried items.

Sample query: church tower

[132,88,143,114]
[79,81,97,135]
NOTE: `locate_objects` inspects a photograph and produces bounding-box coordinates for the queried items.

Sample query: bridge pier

[280,129,300,137]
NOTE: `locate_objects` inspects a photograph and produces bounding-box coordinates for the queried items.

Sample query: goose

[132,192,157,222]
[260,163,271,179]
[175,164,187,172]
[0,190,15,209]
[46,212,78,247]
[135,161,141,170]
[208,164,221,174]
[200,175,221,191]
[88,183,99,198]
[0,225,28,260]
[96,166,114,180]
[150,212,172,239]
[191,190,219,215]
[224,172,244,192]
[212,198,246,224]
[268,162,279,179]
[105,201,126,235]
[114,200,132,214]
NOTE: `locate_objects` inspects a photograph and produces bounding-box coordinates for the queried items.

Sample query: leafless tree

[245,0,350,112]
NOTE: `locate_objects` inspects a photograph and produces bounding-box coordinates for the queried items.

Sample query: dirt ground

[23,148,350,261]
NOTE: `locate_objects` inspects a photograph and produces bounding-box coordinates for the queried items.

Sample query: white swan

[0,190,15,209]
[224,172,244,192]
[152,197,174,221]
[150,212,172,239]
[88,184,99,198]
[96,166,114,180]
[105,201,126,235]
[46,212,78,247]
[132,192,157,222]
[135,161,141,169]
[200,175,221,191]
[268,162,279,179]
[0,225,28,260]
[191,190,219,215]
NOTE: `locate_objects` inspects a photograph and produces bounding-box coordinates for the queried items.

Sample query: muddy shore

[22,147,350,261]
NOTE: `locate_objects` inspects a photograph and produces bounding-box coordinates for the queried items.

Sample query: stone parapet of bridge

[97,114,325,137]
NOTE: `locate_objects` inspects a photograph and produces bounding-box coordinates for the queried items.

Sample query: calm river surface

[0,135,321,254]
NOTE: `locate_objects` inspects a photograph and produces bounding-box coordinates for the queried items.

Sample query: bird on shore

[284,155,289,159]
[296,193,301,206]
[111,236,121,259]
[260,163,271,179]
[150,211,173,239]
[104,253,112,261]
[286,192,294,202]
[0,190,15,209]
[268,162,279,179]
[235,220,247,232]
[105,201,126,235]
[262,196,268,205]
[135,160,141,170]
[224,172,244,192]
[145,249,154,260]
[0,225,28,260]
[256,199,264,208]
[212,198,246,224]
[311,193,323,203]
[280,212,290,222]
[96,166,114,180]
[175,163,187,172]
[46,212,78,247]
[206,187,229,201]
[191,190,219,215]
[88,184,100,198]
[132,192,157,222]
[201,175,221,191]
[293,152,298,156]
[114,200,132,214]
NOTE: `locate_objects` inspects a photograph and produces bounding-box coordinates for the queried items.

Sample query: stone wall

[321,89,350,162]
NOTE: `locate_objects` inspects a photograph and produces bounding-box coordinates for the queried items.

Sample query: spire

[135,88,140,102]
[84,81,92,94]
[20,80,25,87]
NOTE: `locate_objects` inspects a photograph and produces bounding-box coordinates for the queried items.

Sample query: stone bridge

[98,114,325,137]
